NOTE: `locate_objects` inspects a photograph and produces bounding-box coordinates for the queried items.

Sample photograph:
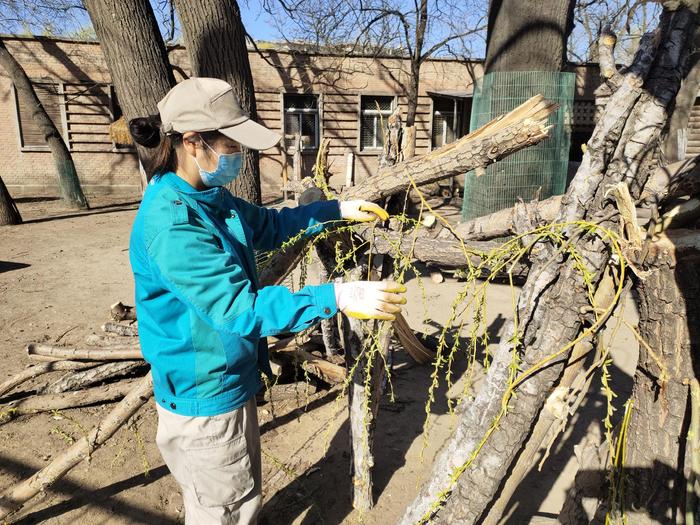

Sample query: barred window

[360,95,394,151]
[14,80,130,152]
[431,97,462,149]
[283,94,319,151]
[14,82,63,150]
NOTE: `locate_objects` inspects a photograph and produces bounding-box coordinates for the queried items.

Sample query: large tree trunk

[665,45,700,162]
[0,38,88,210]
[175,0,263,205]
[462,0,575,220]
[399,7,698,524]
[621,230,700,524]
[484,0,575,73]
[83,0,176,185]
[0,175,21,226]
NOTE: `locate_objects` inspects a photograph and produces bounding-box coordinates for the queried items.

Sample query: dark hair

[129,115,182,178]
[129,115,227,179]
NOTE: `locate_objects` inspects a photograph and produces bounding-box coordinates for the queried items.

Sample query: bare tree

[83,0,177,184]
[175,0,264,204]
[569,0,662,63]
[0,36,88,209]
[261,0,486,156]
[0,175,21,226]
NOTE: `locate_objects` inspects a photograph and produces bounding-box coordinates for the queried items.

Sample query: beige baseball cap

[157,77,281,150]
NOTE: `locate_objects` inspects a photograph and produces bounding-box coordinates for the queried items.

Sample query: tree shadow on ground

[20,201,140,225]
[0,454,175,524]
[261,316,506,525]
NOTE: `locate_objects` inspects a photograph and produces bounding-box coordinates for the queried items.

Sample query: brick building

[0,35,602,199]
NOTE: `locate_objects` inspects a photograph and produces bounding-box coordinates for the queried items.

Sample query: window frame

[430,96,463,151]
[12,81,66,152]
[357,94,396,154]
[282,93,321,153]
[13,80,133,154]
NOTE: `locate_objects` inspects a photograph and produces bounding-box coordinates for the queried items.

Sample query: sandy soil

[0,196,639,524]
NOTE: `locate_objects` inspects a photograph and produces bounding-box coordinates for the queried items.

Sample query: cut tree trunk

[0,374,154,520]
[620,229,700,523]
[83,0,176,184]
[0,38,87,209]
[341,267,375,512]
[399,7,698,523]
[175,0,262,204]
[0,175,21,226]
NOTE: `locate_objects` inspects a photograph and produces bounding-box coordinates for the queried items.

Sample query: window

[14,82,63,150]
[283,94,319,151]
[14,81,130,153]
[360,95,394,151]
[431,97,463,149]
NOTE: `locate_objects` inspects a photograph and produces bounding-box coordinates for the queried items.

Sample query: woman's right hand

[334,281,407,321]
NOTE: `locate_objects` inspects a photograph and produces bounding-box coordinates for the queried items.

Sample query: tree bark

[484,0,575,73]
[0,361,95,398]
[83,0,176,184]
[26,343,142,361]
[621,230,700,524]
[1,378,139,419]
[175,0,263,204]
[40,361,146,395]
[0,37,88,209]
[400,8,697,523]
[0,175,21,226]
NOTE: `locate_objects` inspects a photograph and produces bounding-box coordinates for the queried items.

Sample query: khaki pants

[156,398,261,525]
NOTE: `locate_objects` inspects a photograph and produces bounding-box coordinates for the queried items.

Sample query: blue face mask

[194,140,243,188]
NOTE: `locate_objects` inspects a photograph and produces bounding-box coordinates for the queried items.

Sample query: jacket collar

[159,171,224,208]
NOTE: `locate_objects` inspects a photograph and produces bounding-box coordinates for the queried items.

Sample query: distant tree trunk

[621,232,700,524]
[484,0,575,73]
[665,54,700,162]
[83,0,176,185]
[0,175,21,225]
[404,0,427,125]
[0,38,88,210]
[175,0,263,205]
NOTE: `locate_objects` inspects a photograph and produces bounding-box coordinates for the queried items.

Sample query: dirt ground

[0,196,639,524]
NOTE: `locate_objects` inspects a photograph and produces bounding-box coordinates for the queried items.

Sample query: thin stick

[101,322,138,337]
[0,374,153,520]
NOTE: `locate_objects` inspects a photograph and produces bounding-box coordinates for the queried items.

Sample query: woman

[128,77,406,525]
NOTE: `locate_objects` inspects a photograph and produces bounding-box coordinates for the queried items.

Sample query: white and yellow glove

[339,200,389,222]
[334,281,407,321]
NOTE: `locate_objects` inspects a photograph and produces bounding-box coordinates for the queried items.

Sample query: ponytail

[128,115,182,178]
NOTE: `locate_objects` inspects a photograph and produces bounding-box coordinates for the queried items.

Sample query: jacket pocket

[185,435,254,507]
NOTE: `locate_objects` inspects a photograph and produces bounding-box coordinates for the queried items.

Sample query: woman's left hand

[339,200,389,222]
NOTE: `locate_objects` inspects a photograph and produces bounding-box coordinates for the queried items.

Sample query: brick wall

[0,35,599,200]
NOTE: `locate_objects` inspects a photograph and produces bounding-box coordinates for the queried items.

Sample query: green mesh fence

[462,71,575,221]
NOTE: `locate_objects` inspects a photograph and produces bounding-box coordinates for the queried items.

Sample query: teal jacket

[129,172,340,417]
